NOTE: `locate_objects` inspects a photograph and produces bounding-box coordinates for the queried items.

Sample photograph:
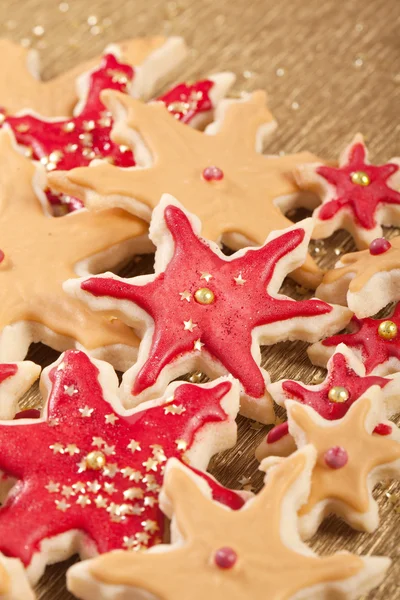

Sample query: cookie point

[350,170,370,186]
[324,446,348,469]
[214,547,238,569]
[327,386,349,403]
[85,450,106,470]
[202,166,224,181]
[0,249,4,263]
[369,238,391,255]
[194,288,215,304]
[378,320,397,340]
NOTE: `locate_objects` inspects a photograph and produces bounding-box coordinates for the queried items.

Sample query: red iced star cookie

[65,196,352,423]
[295,134,400,248]
[6,50,233,215]
[309,304,400,375]
[0,350,243,583]
[67,448,390,600]
[256,344,400,460]
[0,361,40,420]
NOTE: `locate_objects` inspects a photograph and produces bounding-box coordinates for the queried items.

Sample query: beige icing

[0,36,166,117]
[89,453,363,599]
[322,237,400,292]
[0,130,147,350]
[0,562,10,595]
[49,91,324,288]
[289,398,400,516]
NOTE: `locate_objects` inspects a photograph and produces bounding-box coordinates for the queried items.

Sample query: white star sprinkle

[200,272,213,282]
[193,339,205,351]
[179,290,191,302]
[45,481,60,493]
[183,318,198,332]
[127,440,142,453]
[55,499,71,512]
[79,405,94,417]
[234,273,246,285]
[64,384,78,396]
[105,414,118,425]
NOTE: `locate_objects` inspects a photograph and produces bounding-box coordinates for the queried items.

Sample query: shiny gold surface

[0,0,399,598]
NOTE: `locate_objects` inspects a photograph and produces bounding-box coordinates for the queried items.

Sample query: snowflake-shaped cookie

[7,51,233,214]
[295,134,400,248]
[66,196,351,423]
[0,349,243,583]
[67,448,389,600]
[0,129,150,368]
[49,89,326,287]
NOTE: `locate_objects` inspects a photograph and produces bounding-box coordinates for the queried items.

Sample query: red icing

[266,421,289,444]
[214,547,238,569]
[369,238,391,255]
[373,423,392,436]
[324,446,348,469]
[5,56,215,215]
[317,141,400,229]
[81,205,333,401]
[14,409,41,420]
[202,166,224,181]
[282,353,388,420]
[156,80,214,124]
[0,350,242,566]
[0,364,18,385]
[321,305,400,374]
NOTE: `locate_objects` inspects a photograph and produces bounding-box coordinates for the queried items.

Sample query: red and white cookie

[308,304,400,375]
[65,195,352,423]
[295,134,400,248]
[0,554,35,600]
[67,447,389,600]
[316,237,400,318]
[0,349,243,584]
[256,344,400,460]
[0,362,40,420]
[267,387,400,538]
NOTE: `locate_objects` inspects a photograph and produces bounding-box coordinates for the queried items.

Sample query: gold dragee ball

[378,320,398,340]
[85,450,106,470]
[350,171,370,186]
[328,386,349,403]
[194,288,215,305]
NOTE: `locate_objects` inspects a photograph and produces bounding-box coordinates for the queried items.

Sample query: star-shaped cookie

[309,304,400,375]
[256,343,399,460]
[281,388,400,538]
[0,36,186,116]
[49,89,325,287]
[67,448,389,600]
[295,134,400,248]
[65,196,351,423]
[317,236,400,317]
[0,349,243,583]
[0,361,40,420]
[0,129,150,369]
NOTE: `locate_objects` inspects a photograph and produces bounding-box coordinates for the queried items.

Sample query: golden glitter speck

[194,288,215,304]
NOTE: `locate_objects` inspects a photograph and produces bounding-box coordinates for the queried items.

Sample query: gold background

[0,0,399,598]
